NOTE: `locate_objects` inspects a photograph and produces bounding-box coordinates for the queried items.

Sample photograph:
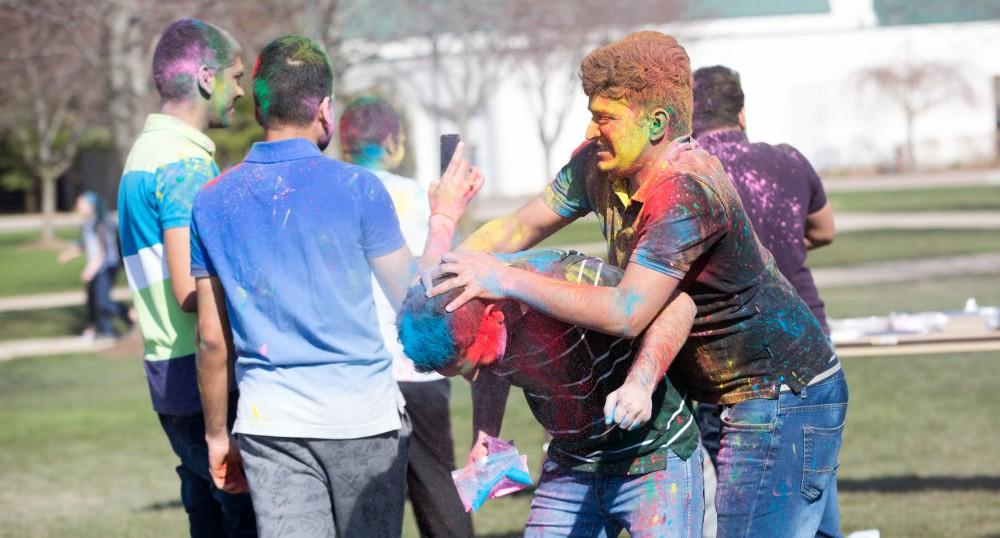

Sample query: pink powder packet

[451,436,533,512]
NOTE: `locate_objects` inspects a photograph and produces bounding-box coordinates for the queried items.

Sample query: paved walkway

[0,336,117,362]
[0,287,130,312]
[835,211,1000,231]
[822,167,1000,192]
[811,252,1000,288]
[0,213,84,233]
[2,251,997,360]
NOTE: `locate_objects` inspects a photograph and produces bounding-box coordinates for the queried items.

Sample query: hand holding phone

[430,135,484,224]
[441,134,462,175]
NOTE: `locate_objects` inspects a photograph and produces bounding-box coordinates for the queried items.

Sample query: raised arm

[604,290,696,430]
[460,196,575,253]
[372,141,483,312]
[429,251,681,339]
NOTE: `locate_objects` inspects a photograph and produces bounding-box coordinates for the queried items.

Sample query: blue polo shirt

[190,138,407,439]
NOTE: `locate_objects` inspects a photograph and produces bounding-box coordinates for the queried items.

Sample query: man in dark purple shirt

[691,67,839,506]
[693,65,835,332]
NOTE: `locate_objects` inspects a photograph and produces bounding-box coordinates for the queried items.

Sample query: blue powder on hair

[398,307,457,372]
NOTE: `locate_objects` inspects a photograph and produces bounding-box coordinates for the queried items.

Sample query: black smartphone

[440,133,461,175]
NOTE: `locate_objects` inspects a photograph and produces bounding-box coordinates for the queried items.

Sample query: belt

[779,355,841,392]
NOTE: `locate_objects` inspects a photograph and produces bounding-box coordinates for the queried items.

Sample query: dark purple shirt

[697,129,828,330]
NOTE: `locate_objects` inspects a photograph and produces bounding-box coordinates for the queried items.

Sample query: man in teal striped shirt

[117,18,255,536]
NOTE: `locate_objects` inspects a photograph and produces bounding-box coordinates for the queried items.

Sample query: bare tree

[857,60,976,170]
[507,0,687,178]
[510,26,585,177]
[0,2,103,244]
[390,0,515,141]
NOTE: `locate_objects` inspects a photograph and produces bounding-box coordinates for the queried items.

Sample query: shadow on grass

[141,499,184,511]
[839,475,1000,492]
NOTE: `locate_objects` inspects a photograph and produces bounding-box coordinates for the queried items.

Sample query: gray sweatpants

[238,418,409,538]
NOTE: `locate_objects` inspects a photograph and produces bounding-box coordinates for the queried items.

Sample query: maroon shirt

[697,129,828,330]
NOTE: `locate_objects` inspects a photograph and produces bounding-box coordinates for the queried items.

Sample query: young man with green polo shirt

[399,249,704,537]
[117,19,255,536]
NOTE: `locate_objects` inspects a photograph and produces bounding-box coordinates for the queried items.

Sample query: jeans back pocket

[801,420,846,502]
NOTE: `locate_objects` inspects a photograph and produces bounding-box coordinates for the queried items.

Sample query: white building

[343,0,1000,198]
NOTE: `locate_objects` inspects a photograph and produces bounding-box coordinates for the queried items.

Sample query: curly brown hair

[580,31,693,136]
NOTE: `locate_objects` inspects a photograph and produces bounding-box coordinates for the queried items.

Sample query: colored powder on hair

[254,78,272,122]
[284,35,331,66]
[398,307,458,371]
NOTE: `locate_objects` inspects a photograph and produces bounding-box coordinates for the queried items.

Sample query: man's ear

[385,132,401,157]
[197,65,215,99]
[318,95,334,136]
[467,304,507,367]
[649,108,669,142]
[738,107,746,131]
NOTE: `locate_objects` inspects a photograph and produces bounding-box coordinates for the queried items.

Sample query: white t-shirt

[372,170,445,383]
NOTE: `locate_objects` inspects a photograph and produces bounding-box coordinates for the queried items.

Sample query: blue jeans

[159,410,257,537]
[86,266,130,336]
[715,369,848,538]
[525,448,704,537]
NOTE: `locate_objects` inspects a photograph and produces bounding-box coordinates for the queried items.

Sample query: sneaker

[81,327,97,342]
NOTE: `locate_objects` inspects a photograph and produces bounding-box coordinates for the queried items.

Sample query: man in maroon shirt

[693,65,835,332]
[690,67,840,529]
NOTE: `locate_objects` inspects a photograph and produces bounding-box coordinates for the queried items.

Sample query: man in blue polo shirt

[190,36,482,537]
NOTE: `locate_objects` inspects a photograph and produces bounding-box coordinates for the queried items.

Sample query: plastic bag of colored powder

[451,436,533,512]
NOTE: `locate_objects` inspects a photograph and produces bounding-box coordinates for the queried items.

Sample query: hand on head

[420,251,507,313]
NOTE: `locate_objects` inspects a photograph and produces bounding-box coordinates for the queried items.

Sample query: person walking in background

[692,66,837,477]
[116,19,256,537]
[58,190,133,340]
[340,95,474,537]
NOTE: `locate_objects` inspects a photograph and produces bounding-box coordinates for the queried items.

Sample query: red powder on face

[466,306,505,367]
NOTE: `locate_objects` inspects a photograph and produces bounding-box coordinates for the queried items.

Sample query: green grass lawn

[4,271,997,342]
[822,272,1000,318]
[806,228,1000,268]
[0,230,128,297]
[0,230,89,297]
[0,226,1000,341]
[2,350,999,537]
[0,305,134,341]
[828,185,1000,213]
[526,223,1000,270]
[0,350,542,537]
[0,306,89,341]
[0,213,994,299]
